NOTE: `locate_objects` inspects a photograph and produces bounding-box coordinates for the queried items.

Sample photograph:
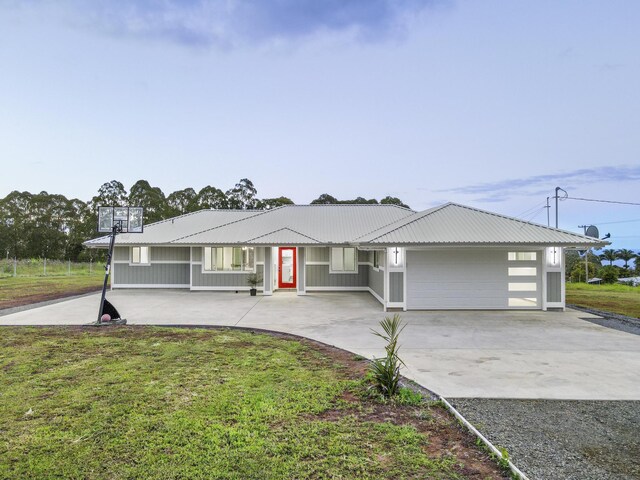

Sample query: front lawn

[0,275,103,310]
[0,327,506,479]
[566,283,640,319]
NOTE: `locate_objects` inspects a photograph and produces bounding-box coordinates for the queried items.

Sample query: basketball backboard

[98,206,144,233]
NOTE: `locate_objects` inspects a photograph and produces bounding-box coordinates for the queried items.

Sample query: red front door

[278,247,296,289]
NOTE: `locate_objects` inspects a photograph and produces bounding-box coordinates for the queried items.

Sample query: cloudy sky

[1,0,638,248]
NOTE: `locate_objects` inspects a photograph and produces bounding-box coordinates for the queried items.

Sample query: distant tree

[91,180,128,210]
[0,191,32,258]
[570,260,601,283]
[616,249,636,271]
[598,265,619,284]
[128,180,168,224]
[226,179,258,210]
[599,249,617,266]
[310,194,338,204]
[196,186,228,210]
[380,196,411,209]
[166,188,198,216]
[346,197,378,205]
[258,197,294,209]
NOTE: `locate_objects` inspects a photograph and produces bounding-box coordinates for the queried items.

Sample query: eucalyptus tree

[128,180,169,224]
[226,178,258,210]
[381,196,411,209]
[166,188,198,216]
[196,186,228,210]
[258,197,294,209]
[311,193,338,204]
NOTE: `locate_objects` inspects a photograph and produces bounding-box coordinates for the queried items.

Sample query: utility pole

[546,197,550,227]
[554,187,567,228]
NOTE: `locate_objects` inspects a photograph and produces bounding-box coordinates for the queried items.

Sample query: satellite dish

[585,225,599,238]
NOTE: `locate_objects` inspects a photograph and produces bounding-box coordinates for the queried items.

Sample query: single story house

[84,203,606,311]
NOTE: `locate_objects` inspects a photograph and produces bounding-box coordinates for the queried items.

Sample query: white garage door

[406,249,541,310]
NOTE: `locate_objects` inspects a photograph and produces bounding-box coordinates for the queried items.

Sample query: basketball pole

[97,224,118,324]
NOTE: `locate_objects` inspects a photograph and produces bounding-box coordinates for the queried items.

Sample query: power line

[566,196,640,206]
[591,218,640,226]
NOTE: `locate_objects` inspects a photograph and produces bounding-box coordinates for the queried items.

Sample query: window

[508,298,537,307]
[373,250,382,269]
[508,282,537,292]
[508,252,537,261]
[508,267,537,276]
[203,247,254,272]
[131,246,149,265]
[331,247,357,272]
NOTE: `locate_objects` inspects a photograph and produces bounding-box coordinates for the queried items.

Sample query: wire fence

[0,259,104,278]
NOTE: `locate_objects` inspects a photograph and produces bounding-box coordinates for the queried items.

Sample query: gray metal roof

[83,202,606,248]
[354,203,607,247]
[83,209,260,246]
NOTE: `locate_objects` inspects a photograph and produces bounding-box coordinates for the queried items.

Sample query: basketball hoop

[92,206,144,326]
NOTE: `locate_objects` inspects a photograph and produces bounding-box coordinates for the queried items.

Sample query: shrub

[368,314,406,398]
[598,265,619,284]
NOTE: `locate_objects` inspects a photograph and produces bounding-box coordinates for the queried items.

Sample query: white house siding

[406,249,542,310]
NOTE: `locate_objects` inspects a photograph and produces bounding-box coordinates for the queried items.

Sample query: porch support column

[263,247,273,296]
[297,247,306,295]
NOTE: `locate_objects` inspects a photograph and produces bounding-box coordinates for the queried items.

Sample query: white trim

[130,246,151,266]
[189,247,193,287]
[190,286,264,291]
[113,284,189,289]
[306,261,330,266]
[115,260,189,265]
[368,287,384,305]
[329,247,359,274]
[387,302,404,308]
[297,247,306,296]
[305,286,370,291]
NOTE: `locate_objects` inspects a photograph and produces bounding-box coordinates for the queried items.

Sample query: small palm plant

[369,314,406,398]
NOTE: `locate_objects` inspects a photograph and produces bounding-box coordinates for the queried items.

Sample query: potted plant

[247,273,261,296]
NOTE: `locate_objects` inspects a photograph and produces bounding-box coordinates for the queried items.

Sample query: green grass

[0,259,100,278]
[0,275,103,309]
[566,283,640,319]
[0,327,504,479]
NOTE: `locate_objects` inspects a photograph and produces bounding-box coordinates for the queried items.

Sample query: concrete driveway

[2,290,640,400]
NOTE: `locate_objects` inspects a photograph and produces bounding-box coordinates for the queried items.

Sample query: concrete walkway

[2,290,640,400]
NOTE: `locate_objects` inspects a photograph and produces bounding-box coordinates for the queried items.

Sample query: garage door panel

[407,249,541,310]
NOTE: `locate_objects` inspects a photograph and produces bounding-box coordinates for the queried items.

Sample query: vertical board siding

[191,264,264,288]
[358,249,369,262]
[114,247,129,262]
[113,263,190,285]
[151,247,190,262]
[368,267,384,298]
[191,247,202,262]
[389,272,404,302]
[256,247,265,263]
[306,264,368,287]
[264,248,273,292]
[306,247,329,262]
[547,272,562,303]
[298,247,306,291]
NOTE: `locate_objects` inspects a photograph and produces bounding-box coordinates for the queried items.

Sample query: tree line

[0,179,410,261]
[566,248,639,283]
